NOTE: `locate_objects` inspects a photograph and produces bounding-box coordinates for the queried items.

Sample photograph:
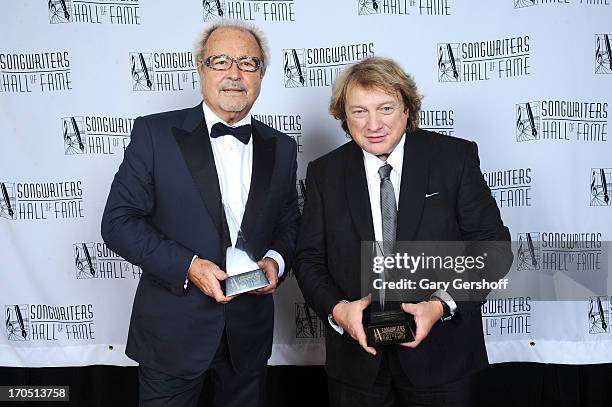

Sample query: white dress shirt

[328,135,406,333]
[205,104,253,247]
[363,134,405,240]
[183,104,285,290]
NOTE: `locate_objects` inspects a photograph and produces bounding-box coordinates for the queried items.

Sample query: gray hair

[193,20,270,75]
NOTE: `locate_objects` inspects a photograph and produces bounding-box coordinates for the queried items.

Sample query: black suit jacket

[294,129,512,388]
[101,103,299,378]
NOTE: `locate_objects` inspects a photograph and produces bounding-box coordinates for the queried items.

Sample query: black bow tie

[210,122,251,144]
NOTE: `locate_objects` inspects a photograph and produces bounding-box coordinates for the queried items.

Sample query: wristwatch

[430,290,457,322]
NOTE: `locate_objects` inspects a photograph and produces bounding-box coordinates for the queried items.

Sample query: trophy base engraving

[225,268,269,296]
[364,307,416,347]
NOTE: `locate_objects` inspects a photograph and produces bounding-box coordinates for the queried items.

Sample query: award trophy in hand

[223,205,269,296]
[363,242,416,347]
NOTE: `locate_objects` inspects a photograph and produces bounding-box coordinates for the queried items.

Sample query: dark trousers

[329,347,477,407]
[138,332,267,407]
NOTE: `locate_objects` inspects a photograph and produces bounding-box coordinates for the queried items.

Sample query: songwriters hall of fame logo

[513,0,564,8]
[437,43,461,82]
[0,182,17,220]
[283,49,307,88]
[482,297,532,336]
[5,304,95,341]
[516,102,540,142]
[0,181,83,221]
[130,52,154,91]
[48,0,140,25]
[202,0,295,22]
[73,242,142,279]
[74,243,98,279]
[438,36,530,82]
[595,34,612,75]
[62,116,133,155]
[358,0,384,14]
[516,1,612,9]
[516,100,607,143]
[63,117,86,154]
[591,168,612,206]
[516,233,541,271]
[295,303,325,339]
[129,52,199,92]
[5,305,30,341]
[283,44,374,87]
[1,51,72,93]
[48,0,72,23]
[203,0,225,21]
[520,232,603,272]
[589,296,611,334]
[358,0,451,15]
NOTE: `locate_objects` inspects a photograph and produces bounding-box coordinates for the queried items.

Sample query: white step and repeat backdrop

[1,0,611,367]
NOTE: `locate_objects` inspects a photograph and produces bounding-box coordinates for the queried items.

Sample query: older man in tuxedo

[102,21,299,407]
[294,57,512,406]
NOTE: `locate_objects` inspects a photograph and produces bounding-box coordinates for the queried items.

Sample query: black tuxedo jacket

[295,129,512,388]
[101,103,299,378]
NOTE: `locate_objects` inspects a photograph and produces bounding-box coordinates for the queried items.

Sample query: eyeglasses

[202,54,263,72]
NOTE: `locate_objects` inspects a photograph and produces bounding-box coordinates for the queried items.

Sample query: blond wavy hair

[329,57,422,134]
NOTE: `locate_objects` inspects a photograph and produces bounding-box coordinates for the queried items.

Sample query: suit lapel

[345,141,375,242]
[396,129,430,241]
[239,119,276,247]
[172,103,228,242]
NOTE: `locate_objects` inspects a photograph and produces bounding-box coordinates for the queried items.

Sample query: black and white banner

[1,0,611,367]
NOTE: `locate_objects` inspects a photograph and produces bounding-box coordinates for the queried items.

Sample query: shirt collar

[202,102,252,136]
[362,134,406,176]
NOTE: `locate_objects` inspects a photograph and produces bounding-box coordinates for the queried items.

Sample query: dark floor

[0,363,611,406]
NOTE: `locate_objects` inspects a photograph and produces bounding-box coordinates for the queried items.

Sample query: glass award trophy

[363,242,416,346]
[223,205,269,296]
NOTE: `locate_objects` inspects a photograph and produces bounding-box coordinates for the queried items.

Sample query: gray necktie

[378,163,397,255]
[378,163,396,309]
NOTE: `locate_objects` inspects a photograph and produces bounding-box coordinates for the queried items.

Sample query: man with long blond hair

[295,57,511,406]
